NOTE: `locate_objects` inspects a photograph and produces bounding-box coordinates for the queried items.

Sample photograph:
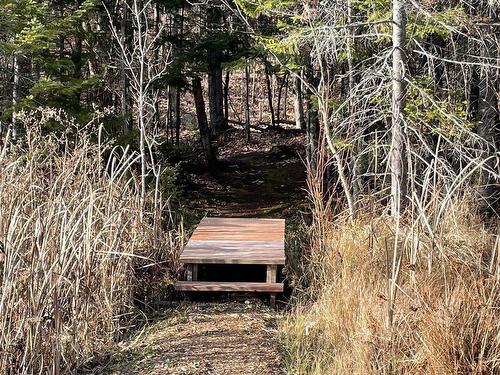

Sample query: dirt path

[88,302,283,375]
[86,129,305,375]
[184,128,307,219]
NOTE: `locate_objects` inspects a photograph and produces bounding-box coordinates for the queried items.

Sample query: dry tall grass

[0,110,181,374]
[281,190,500,374]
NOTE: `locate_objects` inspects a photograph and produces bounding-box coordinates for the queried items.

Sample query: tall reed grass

[0,110,181,374]
[281,169,500,374]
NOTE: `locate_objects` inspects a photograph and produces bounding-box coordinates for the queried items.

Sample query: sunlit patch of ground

[86,302,284,375]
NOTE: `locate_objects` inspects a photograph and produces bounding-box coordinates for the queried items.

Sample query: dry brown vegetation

[0,110,181,374]
[281,188,500,374]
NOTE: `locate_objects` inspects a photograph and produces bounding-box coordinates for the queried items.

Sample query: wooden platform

[180,217,285,264]
[175,217,286,304]
[175,281,284,292]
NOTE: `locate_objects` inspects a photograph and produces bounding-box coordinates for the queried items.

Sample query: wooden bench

[175,217,286,306]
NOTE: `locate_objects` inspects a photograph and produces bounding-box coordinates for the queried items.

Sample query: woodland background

[0,0,499,373]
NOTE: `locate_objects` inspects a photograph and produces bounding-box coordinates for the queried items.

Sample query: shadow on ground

[186,148,307,219]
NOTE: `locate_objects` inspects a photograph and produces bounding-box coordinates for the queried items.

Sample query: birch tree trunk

[11,54,19,140]
[120,1,131,133]
[390,0,407,218]
[305,58,319,169]
[134,0,147,216]
[293,71,305,130]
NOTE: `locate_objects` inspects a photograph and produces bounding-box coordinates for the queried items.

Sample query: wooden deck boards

[176,217,285,302]
[175,281,284,292]
[180,217,285,265]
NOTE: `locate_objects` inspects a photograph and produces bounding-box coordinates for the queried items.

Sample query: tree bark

[120,0,131,133]
[347,0,360,218]
[245,62,251,142]
[469,66,480,122]
[276,72,288,127]
[11,54,20,140]
[264,59,276,128]
[305,59,319,169]
[207,6,226,134]
[167,86,180,144]
[174,88,181,145]
[171,4,184,145]
[193,76,217,169]
[389,0,407,218]
[293,72,305,130]
[476,42,499,211]
[224,70,230,123]
[152,3,161,131]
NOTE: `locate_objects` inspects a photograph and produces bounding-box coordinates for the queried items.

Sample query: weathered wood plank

[179,217,286,265]
[180,240,285,264]
[190,217,285,242]
[266,265,277,283]
[179,257,285,265]
[175,281,284,292]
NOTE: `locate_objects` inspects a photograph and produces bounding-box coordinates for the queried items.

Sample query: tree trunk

[174,88,181,145]
[276,72,288,127]
[224,70,230,123]
[347,0,360,218]
[293,72,305,130]
[167,85,180,144]
[476,42,499,212]
[193,77,217,169]
[208,68,225,133]
[120,0,131,133]
[171,4,184,145]
[469,66,480,122]
[72,36,83,111]
[284,76,289,121]
[11,54,20,140]
[264,59,276,128]
[207,6,226,134]
[152,3,161,131]
[245,62,251,142]
[389,0,407,218]
[305,59,319,168]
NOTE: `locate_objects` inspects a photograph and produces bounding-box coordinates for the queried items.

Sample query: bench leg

[186,264,199,281]
[270,293,276,309]
[267,265,277,308]
[192,264,198,281]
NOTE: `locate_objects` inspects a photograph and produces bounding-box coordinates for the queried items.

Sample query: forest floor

[183,125,307,220]
[85,126,306,375]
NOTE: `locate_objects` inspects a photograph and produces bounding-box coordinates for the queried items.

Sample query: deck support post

[186,264,199,281]
[192,264,198,281]
[267,265,277,308]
